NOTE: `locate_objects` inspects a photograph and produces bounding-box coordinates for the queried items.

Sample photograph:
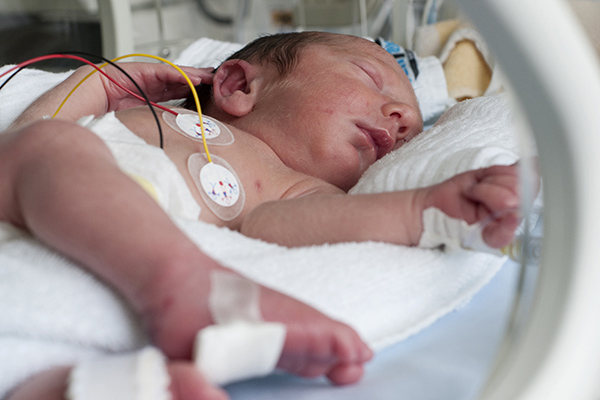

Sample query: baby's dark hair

[182,31,355,110]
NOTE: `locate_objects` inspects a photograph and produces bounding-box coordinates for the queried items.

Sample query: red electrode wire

[0,54,178,116]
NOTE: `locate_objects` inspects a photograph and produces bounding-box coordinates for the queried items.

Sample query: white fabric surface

[174,37,243,69]
[0,36,520,397]
[67,347,170,400]
[0,66,72,131]
[84,112,201,220]
[419,207,503,255]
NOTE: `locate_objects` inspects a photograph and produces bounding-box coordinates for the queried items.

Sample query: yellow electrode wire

[53,53,212,163]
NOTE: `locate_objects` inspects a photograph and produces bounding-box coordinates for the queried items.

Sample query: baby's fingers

[179,66,215,86]
[159,67,214,102]
[482,211,521,248]
[468,181,520,214]
[468,169,520,214]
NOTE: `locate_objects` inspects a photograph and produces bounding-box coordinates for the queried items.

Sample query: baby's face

[252,38,423,191]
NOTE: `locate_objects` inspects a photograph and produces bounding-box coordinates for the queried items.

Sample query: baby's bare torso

[116,107,329,230]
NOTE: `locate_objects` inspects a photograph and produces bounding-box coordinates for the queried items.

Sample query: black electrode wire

[0,51,164,149]
[61,51,164,149]
[0,67,24,92]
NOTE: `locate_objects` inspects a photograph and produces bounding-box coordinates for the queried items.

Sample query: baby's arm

[241,165,521,249]
[10,62,213,128]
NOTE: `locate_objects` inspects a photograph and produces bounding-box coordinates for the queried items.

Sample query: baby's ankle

[134,245,215,314]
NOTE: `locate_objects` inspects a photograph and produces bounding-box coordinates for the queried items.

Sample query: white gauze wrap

[419,208,502,256]
[194,271,286,386]
[67,346,170,400]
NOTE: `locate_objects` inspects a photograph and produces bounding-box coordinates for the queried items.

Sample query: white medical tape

[194,271,286,386]
[76,114,96,127]
[209,270,262,324]
[66,346,170,400]
[419,207,503,256]
[195,322,286,386]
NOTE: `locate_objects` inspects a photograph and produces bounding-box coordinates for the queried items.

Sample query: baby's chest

[166,131,299,227]
[118,108,300,226]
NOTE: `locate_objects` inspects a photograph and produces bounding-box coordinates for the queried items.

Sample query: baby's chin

[337,168,366,192]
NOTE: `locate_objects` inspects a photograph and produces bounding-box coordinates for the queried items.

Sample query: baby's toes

[325,333,372,385]
[168,362,229,400]
[276,322,372,384]
[326,362,366,386]
[336,326,373,364]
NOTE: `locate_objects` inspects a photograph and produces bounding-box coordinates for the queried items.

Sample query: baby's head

[187,32,423,191]
[186,32,356,111]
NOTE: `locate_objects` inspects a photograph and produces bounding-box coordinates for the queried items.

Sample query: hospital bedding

[0,37,521,399]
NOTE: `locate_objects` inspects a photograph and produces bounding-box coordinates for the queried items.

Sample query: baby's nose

[382,101,423,146]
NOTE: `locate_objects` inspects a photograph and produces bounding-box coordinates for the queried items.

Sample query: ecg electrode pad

[162,110,234,145]
[188,153,244,221]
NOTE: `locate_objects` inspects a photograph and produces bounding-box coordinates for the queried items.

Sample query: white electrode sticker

[163,110,234,145]
[200,162,240,207]
[188,153,244,221]
[176,113,220,139]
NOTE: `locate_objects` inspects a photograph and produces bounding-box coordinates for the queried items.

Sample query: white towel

[174,37,243,69]
[0,90,520,397]
[0,66,73,131]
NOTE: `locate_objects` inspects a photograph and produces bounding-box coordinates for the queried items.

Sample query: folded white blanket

[0,66,72,131]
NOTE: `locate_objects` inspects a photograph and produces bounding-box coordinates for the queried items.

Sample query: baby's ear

[211,60,261,117]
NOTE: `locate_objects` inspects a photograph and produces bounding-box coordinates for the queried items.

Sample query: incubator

[1,1,600,399]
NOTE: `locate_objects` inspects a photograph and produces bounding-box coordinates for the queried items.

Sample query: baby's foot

[259,286,373,385]
[141,262,372,386]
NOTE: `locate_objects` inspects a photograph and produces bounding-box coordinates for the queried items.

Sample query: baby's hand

[425,164,522,249]
[98,63,214,112]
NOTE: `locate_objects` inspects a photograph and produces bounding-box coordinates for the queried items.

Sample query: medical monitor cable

[56,52,211,162]
[56,51,165,149]
[0,53,165,148]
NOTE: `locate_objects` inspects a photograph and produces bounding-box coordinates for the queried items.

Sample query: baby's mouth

[359,126,395,159]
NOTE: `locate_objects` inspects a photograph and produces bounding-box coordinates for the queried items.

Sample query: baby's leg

[6,362,228,400]
[0,120,371,386]
[144,265,372,385]
[145,264,373,386]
